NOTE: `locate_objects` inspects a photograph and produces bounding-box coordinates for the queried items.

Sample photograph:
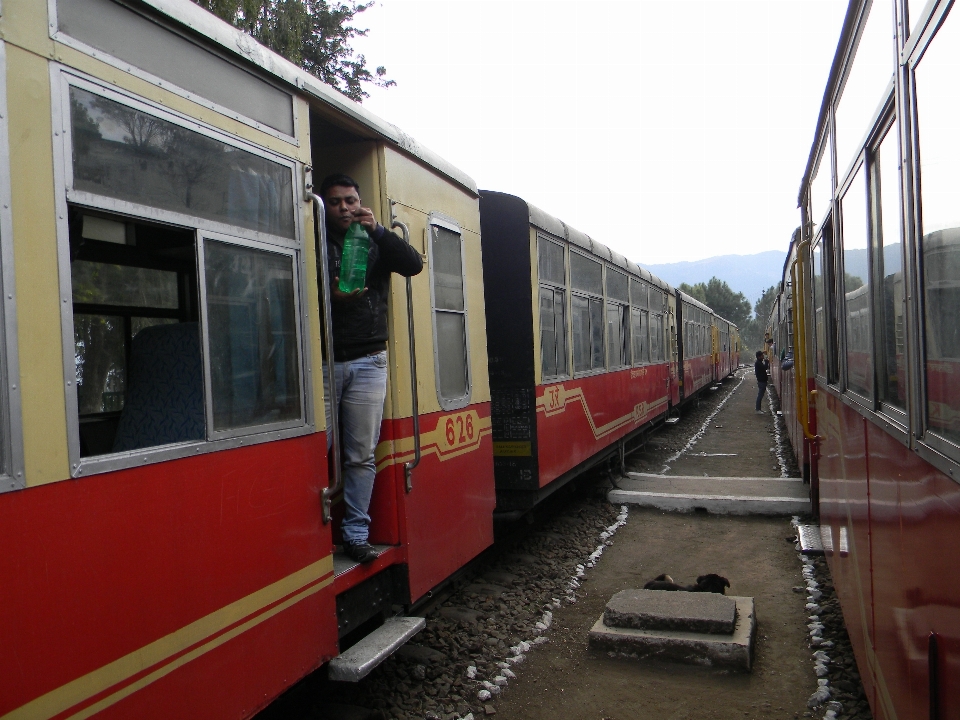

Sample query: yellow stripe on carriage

[536,384,667,440]
[3,556,334,720]
[374,410,492,473]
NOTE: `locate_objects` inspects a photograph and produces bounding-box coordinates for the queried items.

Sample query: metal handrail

[308,191,342,523]
[391,214,420,492]
[789,234,821,444]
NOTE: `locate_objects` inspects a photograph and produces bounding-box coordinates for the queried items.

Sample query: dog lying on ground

[643,573,730,594]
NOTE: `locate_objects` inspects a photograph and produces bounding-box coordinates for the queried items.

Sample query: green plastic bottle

[338,222,370,293]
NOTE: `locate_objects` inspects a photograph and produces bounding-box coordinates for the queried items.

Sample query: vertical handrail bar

[308,192,342,523]
[391,215,420,492]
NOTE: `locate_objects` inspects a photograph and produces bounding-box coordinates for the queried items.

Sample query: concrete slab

[603,589,737,634]
[610,473,809,516]
[589,596,757,671]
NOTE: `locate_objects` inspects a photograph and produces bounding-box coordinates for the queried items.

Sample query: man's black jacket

[325,224,423,361]
[755,357,769,382]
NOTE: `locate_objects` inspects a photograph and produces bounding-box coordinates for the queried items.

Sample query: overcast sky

[352,0,849,267]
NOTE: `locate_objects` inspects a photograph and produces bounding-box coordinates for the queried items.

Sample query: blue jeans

[324,351,388,545]
[756,382,767,411]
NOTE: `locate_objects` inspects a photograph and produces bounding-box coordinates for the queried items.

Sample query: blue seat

[112,322,205,452]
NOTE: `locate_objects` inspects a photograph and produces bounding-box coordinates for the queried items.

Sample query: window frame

[427,212,472,411]
[569,249,606,377]
[605,266,629,370]
[197,230,307,441]
[51,67,313,478]
[838,155,877,406]
[537,233,569,382]
[59,72,300,251]
[0,41,24,492]
[868,113,909,424]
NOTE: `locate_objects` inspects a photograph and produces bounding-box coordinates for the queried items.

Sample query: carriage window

[570,252,602,294]
[430,223,470,407]
[631,307,649,365]
[811,139,833,238]
[813,239,826,378]
[606,269,629,369]
[538,237,567,380]
[203,240,301,432]
[630,278,647,310]
[69,85,295,239]
[571,253,604,374]
[841,165,873,400]
[70,210,203,456]
[915,13,960,445]
[652,313,664,362]
[833,0,894,178]
[813,221,841,384]
[874,124,905,412]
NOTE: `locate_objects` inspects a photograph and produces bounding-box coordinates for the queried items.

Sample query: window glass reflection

[916,9,960,444]
[841,166,873,399]
[810,143,833,236]
[70,86,295,238]
[204,240,301,431]
[813,241,826,377]
[834,3,894,177]
[875,125,905,411]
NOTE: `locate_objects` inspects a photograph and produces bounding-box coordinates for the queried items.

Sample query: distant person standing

[755,350,769,414]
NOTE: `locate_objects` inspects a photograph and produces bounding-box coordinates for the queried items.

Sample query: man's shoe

[756,410,765,415]
[343,541,379,564]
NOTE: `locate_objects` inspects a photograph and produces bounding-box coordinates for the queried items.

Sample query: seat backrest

[112,321,205,452]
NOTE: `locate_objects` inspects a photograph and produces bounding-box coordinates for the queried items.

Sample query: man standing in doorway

[755,350,769,414]
[321,174,423,563]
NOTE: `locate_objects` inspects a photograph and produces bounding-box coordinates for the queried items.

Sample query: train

[0,1,740,718]
[770,0,960,717]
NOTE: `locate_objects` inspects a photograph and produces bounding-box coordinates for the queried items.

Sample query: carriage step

[328,617,426,682]
[797,524,825,555]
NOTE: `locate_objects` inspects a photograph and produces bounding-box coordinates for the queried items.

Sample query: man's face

[323,185,361,232]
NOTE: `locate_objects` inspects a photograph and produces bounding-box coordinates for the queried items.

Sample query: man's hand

[353,206,378,234]
[331,276,368,301]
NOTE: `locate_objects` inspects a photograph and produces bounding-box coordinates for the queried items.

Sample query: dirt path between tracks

[494,373,819,720]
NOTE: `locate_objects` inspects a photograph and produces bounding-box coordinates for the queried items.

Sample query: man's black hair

[756,350,764,359]
[320,173,361,197]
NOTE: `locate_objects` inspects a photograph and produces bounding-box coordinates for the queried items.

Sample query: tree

[194,0,395,102]
[680,277,752,328]
[742,284,778,351]
[678,282,707,305]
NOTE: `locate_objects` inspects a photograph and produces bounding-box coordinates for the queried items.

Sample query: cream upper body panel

[380,146,487,419]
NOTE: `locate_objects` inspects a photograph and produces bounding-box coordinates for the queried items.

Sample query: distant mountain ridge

[644,250,786,307]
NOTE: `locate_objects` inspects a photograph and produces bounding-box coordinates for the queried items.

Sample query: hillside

[644,250,786,307]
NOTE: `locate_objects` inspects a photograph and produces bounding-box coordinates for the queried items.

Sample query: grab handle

[308,190,342,523]
[391,207,420,492]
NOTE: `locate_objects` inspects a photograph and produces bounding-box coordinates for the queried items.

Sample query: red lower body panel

[816,389,960,720]
[0,435,337,720]
[372,403,495,601]
[536,365,670,488]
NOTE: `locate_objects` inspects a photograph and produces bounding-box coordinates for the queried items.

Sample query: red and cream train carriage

[0,1,741,717]
[774,0,960,716]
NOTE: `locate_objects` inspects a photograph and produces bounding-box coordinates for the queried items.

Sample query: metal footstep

[797,524,825,555]
[328,617,426,682]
